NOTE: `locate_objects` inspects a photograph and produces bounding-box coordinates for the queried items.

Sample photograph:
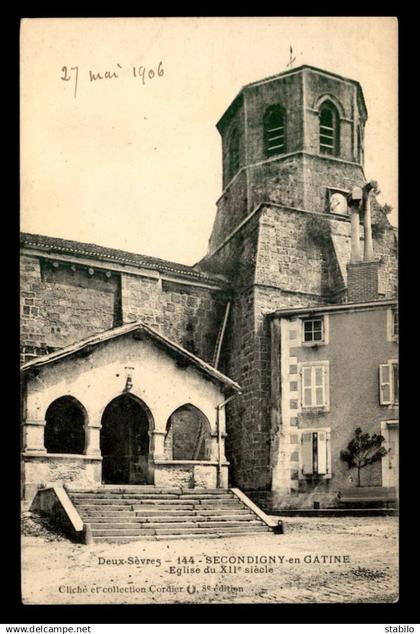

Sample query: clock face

[329,192,348,215]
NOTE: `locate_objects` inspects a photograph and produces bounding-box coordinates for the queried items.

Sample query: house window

[387,307,399,342]
[303,318,324,343]
[379,361,399,405]
[264,105,286,157]
[301,429,331,476]
[301,362,329,409]
[319,102,340,156]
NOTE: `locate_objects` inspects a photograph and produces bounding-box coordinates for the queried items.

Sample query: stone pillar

[149,430,166,460]
[22,419,46,453]
[208,432,226,462]
[363,189,375,262]
[350,206,362,263]
[84,420,102,457]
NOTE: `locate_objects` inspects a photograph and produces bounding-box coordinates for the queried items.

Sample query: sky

[20,17,398,265]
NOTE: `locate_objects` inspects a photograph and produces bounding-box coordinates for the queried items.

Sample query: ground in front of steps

[21,516,398,604]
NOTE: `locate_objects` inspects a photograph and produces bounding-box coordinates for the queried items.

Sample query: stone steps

[66,486,273,542]
[89,520,263,531]
[69,488,224,495]
[71,492,233,499]
[74,497,236,505]
[92,530,272,543]
[78,503,244,513]
[91,525,271,537]
[71,494,180,500]
[83,512,255,522]
[83,507,253,516]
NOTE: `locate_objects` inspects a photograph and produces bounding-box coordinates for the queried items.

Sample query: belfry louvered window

[264,105,286,157]
[319,102,339,156]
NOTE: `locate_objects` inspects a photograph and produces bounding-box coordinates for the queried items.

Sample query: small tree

[372,201,393,240]
[340,427,389,487]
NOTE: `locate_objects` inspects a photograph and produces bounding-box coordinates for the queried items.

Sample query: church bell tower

[208,65,368,253]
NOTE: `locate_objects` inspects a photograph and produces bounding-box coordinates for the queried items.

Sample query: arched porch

[20,321,240,499]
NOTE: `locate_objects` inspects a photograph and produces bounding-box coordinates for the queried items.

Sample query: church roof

[20,233,225,285]
[20,321,241,393]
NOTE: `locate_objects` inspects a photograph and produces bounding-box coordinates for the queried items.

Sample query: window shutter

[392,364,399,404]
[301,432,314,475]
[302,367,313,407]
[317,431,328,474]
[379,364,392,405]
[322,365,329,407]
[314,366,324,407]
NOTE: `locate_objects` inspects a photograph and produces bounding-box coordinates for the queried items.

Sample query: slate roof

[20,321,241,393]
[20,232,225,284]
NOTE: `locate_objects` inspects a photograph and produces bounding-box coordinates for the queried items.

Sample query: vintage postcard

[20,16,398,604]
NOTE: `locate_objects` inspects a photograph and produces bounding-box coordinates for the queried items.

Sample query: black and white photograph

[19,16,398,605]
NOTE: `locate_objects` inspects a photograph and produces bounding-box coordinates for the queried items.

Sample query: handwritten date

[60,61,164,98]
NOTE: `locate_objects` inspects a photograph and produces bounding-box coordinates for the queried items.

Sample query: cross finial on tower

[287,45,296,69]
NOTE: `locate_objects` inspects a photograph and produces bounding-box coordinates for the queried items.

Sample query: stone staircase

[66,486,274,542]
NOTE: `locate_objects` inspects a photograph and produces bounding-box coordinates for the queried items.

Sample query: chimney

[346,183,380,303]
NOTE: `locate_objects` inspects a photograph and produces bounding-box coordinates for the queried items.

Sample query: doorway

[100,394,151,484]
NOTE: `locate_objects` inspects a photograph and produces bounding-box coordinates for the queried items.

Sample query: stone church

[20,65,398,515]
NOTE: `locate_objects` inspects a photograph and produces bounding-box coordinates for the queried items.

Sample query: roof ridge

[20,320,241,391]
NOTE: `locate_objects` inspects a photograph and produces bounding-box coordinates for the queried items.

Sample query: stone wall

[302,154,365,213]
[22,455,101,503]
[209,169,249,252]
[220,96,245,188]
[374,227,398,298]
[121,275,226,363]
[153,463,228,489]
[20,256,121,363]
[250,155,306,212]
[254,206,344,297]
[20,254,226,365]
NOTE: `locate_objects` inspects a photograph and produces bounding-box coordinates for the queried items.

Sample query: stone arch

[314,93,345,119]
[44,395,87,455]
[164,403,212,461]
[100,393,153,484]
[97,391,156,432]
